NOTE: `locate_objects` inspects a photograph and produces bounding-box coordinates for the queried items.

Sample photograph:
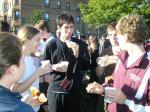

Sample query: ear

[23,39,31,46]
[124,34,129,42]
[5,65,17,77]
[57,25,61,30]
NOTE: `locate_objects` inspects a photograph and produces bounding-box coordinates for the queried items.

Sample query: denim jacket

[0,85,34,112]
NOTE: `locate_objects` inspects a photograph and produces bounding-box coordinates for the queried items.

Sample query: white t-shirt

[20,56,40,112]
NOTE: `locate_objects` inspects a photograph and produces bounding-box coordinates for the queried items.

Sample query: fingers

[69,43,79,57]
[44,75,53,83]
[86,82,103,94]
[31,99,41,108]
[52,62,68,72]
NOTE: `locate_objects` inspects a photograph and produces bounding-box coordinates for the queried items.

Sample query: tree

[30,9,44,25]
[80,0,150,28]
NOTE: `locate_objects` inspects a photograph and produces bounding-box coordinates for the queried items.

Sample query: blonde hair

[116,14,149,44]
[88,35,99,53]
[17,25,39,44]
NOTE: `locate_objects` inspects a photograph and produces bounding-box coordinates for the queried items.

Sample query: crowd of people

[0,13,150,112]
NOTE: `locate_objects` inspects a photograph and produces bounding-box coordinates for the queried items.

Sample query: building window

[57,1,61,9]
[77,2,80,11]
[15,0,19,5]
[66,2,70,10]
[4,16,7,21]
[4,3,8,11]
[45,0,49,7]
[76,16,80,23]
[57,14,60,19]
[45,12,49,21]
[15,10,20,20]
[15,26,19,33]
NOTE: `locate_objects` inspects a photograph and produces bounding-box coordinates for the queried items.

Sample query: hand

[44,74,53,83]
[86,82,104,95]
[96,56,107,67]
[112,46,121,55]
[52,61,69,72]
[105,88,126,104]
[97,55,118,67]
[37,64,52,77]
[105,76,113,84]
[24,95,43,107]
[68,42,79,57]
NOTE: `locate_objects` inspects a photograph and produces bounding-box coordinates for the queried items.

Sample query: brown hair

[0,32,22,78]
[107,22,117,32]
[17,25,39,44]
[116,14,149,44]
[35,20,51,32]
[56,14,74,27]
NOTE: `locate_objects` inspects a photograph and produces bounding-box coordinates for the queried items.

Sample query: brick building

[0,0,90,35]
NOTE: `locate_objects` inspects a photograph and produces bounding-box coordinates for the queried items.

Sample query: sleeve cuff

[125,99,130,105]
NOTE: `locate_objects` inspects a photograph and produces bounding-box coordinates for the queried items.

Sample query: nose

[67,27,72,32]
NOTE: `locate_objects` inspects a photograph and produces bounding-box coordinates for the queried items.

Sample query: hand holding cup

[66,41,79,57]
[52,61,69,72]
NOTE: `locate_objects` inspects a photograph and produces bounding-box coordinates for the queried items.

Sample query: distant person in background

[98,33,111,56]
[0,21,10,32]
[87,35,105,112]
[0,32,34,112]
[95,22,119,111]
[88,36,100,83]
[96,22,119,84]
[35,20,55,112]
[78,35,87,43]
[35,20,55,57]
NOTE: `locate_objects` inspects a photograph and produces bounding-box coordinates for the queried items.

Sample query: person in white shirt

[12,25,52,112]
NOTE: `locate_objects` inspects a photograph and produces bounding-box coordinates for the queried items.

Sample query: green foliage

[80,0,150,28]
[30,9,44,25]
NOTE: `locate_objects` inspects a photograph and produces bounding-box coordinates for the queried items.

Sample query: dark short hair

[56,14,74,27]
[0,21,10,32]
[0,32,22,78]
[35,20,51,32]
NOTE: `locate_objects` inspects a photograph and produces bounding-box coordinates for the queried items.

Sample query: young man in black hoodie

[42,14,90,112]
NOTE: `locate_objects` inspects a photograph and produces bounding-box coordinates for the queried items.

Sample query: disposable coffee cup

[104,87,117,103]
[60,61,69,67]
[41,60,50,67]
[66,41,75,48]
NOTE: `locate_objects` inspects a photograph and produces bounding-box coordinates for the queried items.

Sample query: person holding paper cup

[42,14,90,112]
[86,14,150,112]
[12,25,52,112]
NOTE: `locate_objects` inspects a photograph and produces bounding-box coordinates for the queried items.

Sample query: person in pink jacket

[86,14,150,112]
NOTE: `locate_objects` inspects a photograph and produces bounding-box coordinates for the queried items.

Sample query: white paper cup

[41,60,50,67]
[104,87,117,103]
[66,41,75,48]
[52,61,69,72]
[60,61,69,67]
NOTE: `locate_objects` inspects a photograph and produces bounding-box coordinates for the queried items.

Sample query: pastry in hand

[38,93,47,103]
[30,87,40,97]
[29,87,47,103]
